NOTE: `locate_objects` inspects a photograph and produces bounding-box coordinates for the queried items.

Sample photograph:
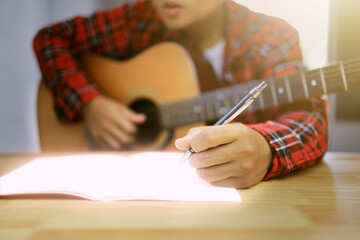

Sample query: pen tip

[179,150,192,164]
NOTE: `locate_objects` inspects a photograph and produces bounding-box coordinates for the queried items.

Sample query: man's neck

[181,5,225,50]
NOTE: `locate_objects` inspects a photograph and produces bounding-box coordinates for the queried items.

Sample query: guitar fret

[248,81,262,111]
[340,61,349,91]
[190,100,198,123]
[199,98,207,122]
[301,71,309,99]
[186,99,194,124]
[324,64,347,93]
[204,93,215,123]
[171,103,179,127]
[207,92,217,120]
[232,87,240,104]
[229,87,237,108]
[247,88,254,112]
[187,102,194,124]
[175,102,183,126]
[304,70,323,97]
[179,102,186,126]
[163,104,172,129]
[233,85,246,106]
[185,101,193,125]
[215,92,226,118]
[196,97,206,122]
[223,89,232,114]
[232,87,240,107]
[258,89,265,110]
[284,76,293,103]
[175,103,183,126]
[269,81,278,106]
[212,93,220,119]
[259,83,274,109]
[319,68,328,95]
[288,73,306,101]
[241,86,253,112]
[254,81,264,111]
[191,99,201,123]
[343,59,360,89]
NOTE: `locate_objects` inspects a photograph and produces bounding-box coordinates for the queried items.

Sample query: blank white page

[0,152,241,202]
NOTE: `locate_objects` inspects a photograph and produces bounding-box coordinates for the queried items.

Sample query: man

[33,0,328,188]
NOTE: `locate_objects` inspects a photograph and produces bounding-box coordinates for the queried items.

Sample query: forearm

[32,6,133,122]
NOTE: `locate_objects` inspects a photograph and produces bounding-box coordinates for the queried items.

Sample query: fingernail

[175,138,182,144]
[175,137,185,142]
[140,113,146,120]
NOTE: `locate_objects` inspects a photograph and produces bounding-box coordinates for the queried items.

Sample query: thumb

[175,126,208,150]
[175,135,192,150]
[124,108,147,123]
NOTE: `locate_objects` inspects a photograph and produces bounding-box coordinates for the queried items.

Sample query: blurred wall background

[0,0,125,153]
[0,0,358,153]
[327,0,360,151]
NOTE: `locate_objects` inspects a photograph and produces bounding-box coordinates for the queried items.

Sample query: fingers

[194,159,261,189]
[114,104,146,134]
[191,124,246,153]
[188,144,234,168]
[83,96,147,150]
[175,126,210,150]
[195,161,235,183]
[101,133,123,149]
[210,177,254,189]
[123,107,147,124]
[106,123,135,147]
[195,161,256,189]
[175,124,246,153]
[174,135,191,150]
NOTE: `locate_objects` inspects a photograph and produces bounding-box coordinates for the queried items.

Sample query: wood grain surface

[0,152,359,240]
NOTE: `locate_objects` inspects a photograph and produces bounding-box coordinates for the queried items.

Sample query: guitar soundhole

[130,99,161,145]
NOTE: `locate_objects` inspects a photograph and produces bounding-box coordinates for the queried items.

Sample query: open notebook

[0,152,241,202]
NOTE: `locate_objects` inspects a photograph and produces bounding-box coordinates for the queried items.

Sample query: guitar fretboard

[160,57,360,129]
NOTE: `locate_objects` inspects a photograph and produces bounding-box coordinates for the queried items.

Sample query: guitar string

[123,60,360,127]
[135,82,359,127]
[132,66,359,115]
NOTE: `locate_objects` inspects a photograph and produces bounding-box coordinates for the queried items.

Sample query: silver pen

[180,81,268,162]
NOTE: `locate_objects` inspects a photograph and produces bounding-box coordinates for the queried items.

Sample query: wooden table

[0,152,359,240]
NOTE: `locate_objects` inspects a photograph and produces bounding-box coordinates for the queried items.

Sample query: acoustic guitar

[37,42,360,151]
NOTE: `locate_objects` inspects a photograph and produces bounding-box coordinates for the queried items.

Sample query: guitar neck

[160,57,360,129]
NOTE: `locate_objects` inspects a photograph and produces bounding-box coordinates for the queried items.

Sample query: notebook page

[0,152,241,202]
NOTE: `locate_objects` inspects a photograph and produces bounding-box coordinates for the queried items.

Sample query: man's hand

[175,123,272,189]
[82,95,146,150]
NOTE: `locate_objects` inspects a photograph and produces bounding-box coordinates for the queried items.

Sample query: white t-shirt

[203,38,226,85]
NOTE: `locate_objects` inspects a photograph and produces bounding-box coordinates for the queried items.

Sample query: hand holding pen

[175,81,272,189]
[180,81,267,162]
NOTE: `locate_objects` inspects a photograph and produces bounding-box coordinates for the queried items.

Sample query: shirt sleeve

[244,18,329,180]
[33,4,135,122]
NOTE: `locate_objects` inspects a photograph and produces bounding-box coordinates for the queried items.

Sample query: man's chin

[163,19,188,31]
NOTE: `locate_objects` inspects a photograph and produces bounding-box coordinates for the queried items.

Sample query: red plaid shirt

[33,0,328,180]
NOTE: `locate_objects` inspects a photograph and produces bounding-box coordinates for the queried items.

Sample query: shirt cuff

[246,122,301,180]
[55,74,100,122]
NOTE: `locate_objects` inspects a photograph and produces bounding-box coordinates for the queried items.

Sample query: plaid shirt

[33,0,328,180]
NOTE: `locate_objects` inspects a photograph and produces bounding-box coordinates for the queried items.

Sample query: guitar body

[38,41,360,152]
[37,42,203,151]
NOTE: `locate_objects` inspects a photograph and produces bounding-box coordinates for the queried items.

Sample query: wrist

[81,95,101,119]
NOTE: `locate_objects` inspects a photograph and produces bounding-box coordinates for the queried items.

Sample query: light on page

[0,152,241,202]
